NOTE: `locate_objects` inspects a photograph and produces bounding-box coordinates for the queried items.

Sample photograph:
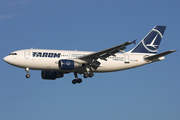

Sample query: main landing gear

[72,72,94,84]
[72,72,82,84]
[83,72,94,78]
[83,65,94,78]
[25,68,30,78]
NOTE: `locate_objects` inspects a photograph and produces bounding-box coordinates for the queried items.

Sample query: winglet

[132,39,137,45]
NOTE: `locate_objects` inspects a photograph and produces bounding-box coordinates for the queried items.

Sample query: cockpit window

[9,53,17,55]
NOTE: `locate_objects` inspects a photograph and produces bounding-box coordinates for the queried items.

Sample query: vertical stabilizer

[130,26,166,54]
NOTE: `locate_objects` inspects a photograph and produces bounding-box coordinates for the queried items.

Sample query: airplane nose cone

[3,56,13,64]
[3,56,8,62]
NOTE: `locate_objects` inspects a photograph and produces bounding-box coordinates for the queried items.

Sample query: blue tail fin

[130,26,166,54]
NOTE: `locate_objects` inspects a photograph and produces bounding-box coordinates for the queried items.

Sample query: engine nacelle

[59,60,82,70]
[41,70,64,80]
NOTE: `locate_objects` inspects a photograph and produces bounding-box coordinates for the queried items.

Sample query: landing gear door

[24,51,30,59]
[124,54,130,64]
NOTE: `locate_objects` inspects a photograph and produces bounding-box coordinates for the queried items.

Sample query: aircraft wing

[144,50,177,61]
[78,40,136,62]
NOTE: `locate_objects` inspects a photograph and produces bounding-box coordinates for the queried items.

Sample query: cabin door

[24,51,30,59]
[124,54,130,63]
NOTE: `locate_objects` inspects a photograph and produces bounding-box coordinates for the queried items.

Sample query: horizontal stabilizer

[144,50,177,61]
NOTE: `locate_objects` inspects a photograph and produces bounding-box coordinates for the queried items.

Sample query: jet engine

[59,60,82,70]
[41,70,64,80]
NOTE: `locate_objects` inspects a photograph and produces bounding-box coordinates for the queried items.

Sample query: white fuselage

[3,26,174,84]
[4,49,160,73]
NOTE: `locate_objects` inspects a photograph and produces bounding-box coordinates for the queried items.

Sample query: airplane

[3,26,176,84]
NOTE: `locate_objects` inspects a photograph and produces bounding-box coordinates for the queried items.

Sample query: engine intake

[59,60,82,70]
[41,70,64,80]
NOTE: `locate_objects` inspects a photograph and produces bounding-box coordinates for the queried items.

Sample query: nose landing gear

[25,68,30,78]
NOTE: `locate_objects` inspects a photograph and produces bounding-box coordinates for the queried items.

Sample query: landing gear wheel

[77,78,82,83]
[72,78,82,84]
[83,73,88,78]
[72,79,77,84]
[89,72,94,77]
[26,74,30,78]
